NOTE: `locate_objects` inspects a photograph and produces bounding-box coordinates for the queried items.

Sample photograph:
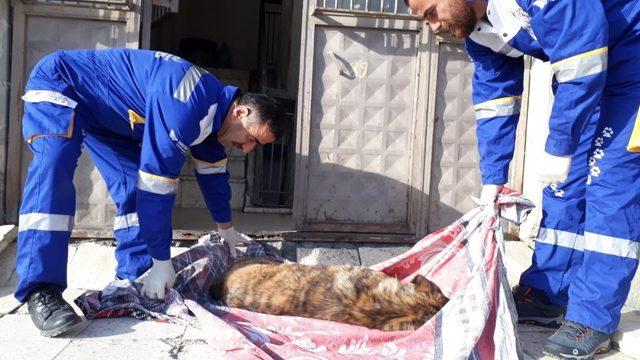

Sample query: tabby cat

[211,258,449,331]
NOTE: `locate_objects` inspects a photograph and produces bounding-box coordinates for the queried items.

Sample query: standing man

[405,0,640,358]
[15,49,286,337]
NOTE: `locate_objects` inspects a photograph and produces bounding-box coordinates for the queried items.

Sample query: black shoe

[27,285,82,337]
[543,320,611,359]
[513,285,566,328]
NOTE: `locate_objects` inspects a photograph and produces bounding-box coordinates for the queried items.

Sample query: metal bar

[312,6,418,19]
[24,0,132,9]
[273,13,278,63]
[394,0,398,13]
[267,13,273,64]
[350,0,353,10]
[277,135,286,197]
[268,143,275,190]
[365,0,369,11]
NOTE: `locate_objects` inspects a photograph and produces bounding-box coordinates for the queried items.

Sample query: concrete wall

[0,0,10,222]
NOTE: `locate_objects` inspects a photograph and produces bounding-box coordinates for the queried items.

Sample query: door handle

[327,51,356,80]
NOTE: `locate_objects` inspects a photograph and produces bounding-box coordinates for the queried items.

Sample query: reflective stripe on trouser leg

[519,109,598,307]
[15,135,83,302]
[567,92,640,334]
[83,131,151,280]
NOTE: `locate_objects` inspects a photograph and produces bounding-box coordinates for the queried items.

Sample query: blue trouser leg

[82,130,151,280]
[14,133,83,302]
[519,109,598,307]
[566,90,640,334]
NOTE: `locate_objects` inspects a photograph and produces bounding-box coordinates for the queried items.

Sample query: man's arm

[190,144,232,224]
[137,91,202,299]
[190,139,247,256]
[137,92,192,261]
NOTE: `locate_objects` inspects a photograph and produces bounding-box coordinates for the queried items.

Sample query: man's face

[218,105,276,154]
[406,0,477,38]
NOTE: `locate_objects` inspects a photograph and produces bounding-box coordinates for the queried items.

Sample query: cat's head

[379,275,449,332]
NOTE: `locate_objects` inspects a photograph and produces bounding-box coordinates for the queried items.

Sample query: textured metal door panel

[427,42,480,231]
[7,2,140,228]
[305,26,418,232]
[24,17,129,228]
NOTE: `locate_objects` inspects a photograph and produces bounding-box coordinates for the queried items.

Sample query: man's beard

[449,0,477,38]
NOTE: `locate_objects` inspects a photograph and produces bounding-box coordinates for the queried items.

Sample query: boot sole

[40,316,83,338]
[542,338,611,360]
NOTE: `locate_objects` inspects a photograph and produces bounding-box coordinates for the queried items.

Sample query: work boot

[543,320,611,359]
[513,285,565,328]
[27,285,82,337]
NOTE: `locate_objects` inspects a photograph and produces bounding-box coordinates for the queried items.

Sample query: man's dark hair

[236,92,287,139]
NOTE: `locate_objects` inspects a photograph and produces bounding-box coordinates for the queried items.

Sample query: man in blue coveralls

[405,0,640,358]
[14,49,286,337]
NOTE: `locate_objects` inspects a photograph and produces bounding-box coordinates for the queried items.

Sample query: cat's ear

[411,275,437,292]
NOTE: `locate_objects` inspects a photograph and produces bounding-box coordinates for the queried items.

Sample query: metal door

[294,2,431,234]
[426,39,482,231]
[295,3,500,237]
[6,0,141,227]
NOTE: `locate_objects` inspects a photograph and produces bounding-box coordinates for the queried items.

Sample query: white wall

[518,59,554,244]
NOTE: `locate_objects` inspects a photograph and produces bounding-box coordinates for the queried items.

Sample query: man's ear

[234,105,249,119]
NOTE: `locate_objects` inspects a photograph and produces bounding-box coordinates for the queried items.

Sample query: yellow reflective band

[193,157,227,175]
[551,47,608,83]
[128,109,145,131]
[474,96,521,120]
[137,170,180,195]
[627,105,640,153]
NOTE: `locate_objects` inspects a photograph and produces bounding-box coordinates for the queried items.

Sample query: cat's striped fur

[211,257,448,331]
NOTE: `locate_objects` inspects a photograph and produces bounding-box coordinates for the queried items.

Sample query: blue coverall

[467,0,640,333]
[15,49,236,302]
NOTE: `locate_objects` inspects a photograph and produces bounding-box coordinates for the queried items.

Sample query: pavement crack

[169,341,186,359]
[162,326,189,359]
[162,338,186,360]
[51,339,74,359]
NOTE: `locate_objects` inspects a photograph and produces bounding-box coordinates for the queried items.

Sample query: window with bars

[315,0,411,14]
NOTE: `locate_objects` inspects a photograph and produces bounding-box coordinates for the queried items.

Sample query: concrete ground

[0,234,638,359]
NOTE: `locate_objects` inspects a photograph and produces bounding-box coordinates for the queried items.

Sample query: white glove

[141,258,176,300]
[218,227,248,257]
[480,184,504,205]
[538,152,572,184]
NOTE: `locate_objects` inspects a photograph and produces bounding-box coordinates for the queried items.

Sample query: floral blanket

[75,189,532,359]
